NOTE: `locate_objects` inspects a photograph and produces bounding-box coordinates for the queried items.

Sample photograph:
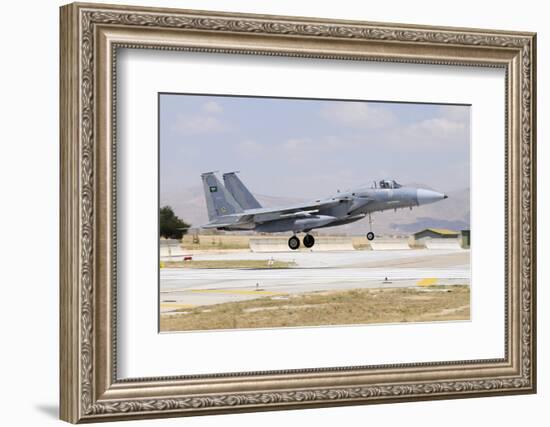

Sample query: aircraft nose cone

[416,189,447,206]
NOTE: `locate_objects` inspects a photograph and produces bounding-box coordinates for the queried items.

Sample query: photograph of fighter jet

[159,93,471,332]
[201,172,447,250]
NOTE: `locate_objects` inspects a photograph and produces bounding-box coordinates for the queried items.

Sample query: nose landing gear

[366,213,375,241]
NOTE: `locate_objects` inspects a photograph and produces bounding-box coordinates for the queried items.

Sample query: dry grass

[163,259,295,269]
[160,285,470,332]
[351,236,373,250]
[181,234,251,250]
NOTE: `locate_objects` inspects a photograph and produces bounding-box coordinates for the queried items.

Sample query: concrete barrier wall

[160,242,185,258]
[369,238,411,251]
[249,237,354,252]
[424,239,462,250]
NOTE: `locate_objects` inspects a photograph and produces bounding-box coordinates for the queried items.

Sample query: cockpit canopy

[378,179,402,189]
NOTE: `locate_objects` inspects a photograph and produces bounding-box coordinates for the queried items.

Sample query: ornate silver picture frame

[60,2,536,423]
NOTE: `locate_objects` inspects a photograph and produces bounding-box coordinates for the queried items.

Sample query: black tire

[288,236,300,250]
[303,234,315,248]
[366,232,375,241]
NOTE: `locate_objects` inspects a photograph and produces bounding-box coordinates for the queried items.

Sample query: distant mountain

[161,185,470,236]
[390,217,469,233]
[386,187,470,234]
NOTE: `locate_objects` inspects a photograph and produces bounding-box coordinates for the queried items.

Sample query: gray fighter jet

[201,171,448,250]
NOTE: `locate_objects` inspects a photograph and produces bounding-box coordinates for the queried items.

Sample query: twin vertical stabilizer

[201,172,243,221]
[223,172,262,210]
[201,172,261,221]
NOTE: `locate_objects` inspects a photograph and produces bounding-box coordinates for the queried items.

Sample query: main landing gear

[288,235,300,250]
[288,234,315,250]
[303,234,315,248]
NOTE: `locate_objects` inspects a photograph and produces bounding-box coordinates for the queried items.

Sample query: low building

[461,229,471,249]
[412,228,461,249]
[413,228,460,241]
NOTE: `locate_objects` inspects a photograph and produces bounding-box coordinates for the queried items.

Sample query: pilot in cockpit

[379,179,402,189]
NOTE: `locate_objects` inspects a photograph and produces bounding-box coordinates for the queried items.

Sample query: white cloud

[437,105,470,123]
[381,108,469,152]
[171,113,229,134]
[282,138,311,152]
[238,140,264,154]
[170,101,228,134]
[319,102,397,129]
[202,101,223,114]
[410,117,466,135]
[281,136,370,158]
[382,118,467,152]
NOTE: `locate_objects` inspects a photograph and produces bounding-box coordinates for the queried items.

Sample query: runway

[170,248,469,268]
[160,249,470,312]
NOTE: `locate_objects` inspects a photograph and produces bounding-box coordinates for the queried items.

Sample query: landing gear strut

[366,213,375,241]
[303,234,315,248]
[288,235,300,250]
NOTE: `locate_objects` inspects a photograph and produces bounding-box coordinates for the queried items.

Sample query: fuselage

[219,183,447,234]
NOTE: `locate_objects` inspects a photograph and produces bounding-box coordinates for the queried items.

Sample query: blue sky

[160,93,470,199]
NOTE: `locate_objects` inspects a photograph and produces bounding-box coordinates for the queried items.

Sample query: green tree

[159,206,190,239]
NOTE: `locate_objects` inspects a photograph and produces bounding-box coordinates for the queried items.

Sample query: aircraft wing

[248,199,344,223]
[200,214,254,229]
[201,198,349,228]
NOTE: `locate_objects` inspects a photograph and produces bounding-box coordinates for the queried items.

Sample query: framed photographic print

[157,93,471,333]
[60,2,537,423]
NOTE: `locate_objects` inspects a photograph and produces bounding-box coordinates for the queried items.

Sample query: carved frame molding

[60,2,536,423]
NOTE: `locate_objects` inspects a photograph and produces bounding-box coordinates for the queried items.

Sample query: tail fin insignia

[201,172,243,221]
